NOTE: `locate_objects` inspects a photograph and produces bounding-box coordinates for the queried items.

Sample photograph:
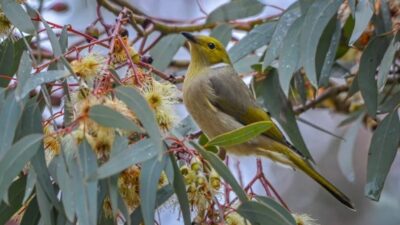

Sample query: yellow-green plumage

[181,32,355,210]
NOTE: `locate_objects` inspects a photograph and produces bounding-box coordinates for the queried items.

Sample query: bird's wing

[206,65,286,144]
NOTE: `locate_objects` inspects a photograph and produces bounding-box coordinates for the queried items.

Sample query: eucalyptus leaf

[169,154,191,225]
[0,0,35,34]
[89,138,157,180]
[365,110,400,201]
[229,22,276,63]
[0,176,26,225]
[0,134,42,200]
[377,34,399,91]
[140,155,166,225]
[149,34,185,71]
[206,0,264,24]
[278,17,304,96]
[263,2,301,68]
[89,104,142,132]
[358,35,390,117]
[255,196,296,225]
[15,51,32,101]
[349,0,374,45]
[205,121,273,147]
[210,24,232,47]
[237,200,295,225]
[0,91,25,155]
[300,0,342,87]
[18,70,71,101]
[116,86,163,155]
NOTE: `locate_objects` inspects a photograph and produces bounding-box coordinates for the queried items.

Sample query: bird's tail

[259,142,356,210]
[287,150,356,210]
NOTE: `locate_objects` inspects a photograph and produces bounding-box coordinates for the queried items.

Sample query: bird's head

[181,32,231,68]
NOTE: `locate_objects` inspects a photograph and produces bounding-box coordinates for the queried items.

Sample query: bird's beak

[181,32,197,44]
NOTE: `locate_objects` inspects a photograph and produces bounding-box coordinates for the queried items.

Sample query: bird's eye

[208,42,216,49]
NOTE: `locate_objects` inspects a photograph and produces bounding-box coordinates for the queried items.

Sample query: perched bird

[181,32,355,210]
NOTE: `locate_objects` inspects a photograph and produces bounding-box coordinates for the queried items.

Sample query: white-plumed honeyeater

[181,32,355,210]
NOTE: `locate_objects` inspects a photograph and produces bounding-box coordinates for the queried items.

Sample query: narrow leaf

[358,36,390,117]
[140,155,166,225]
[0,134,43,202]
[229,22,276,63]
[263,2,301,68]
[377,34,400,91]
[0,176,26,225]
[149,34,185,71]
[210,24,232,47]
[1,0,35,33]
[206,121,272,147]
[89,138,157,180]
[15,51,32,101]
[278,17,304,96]
[237,200,295,225]
[349,0,374,45]
[365,110,400,201]
[89,105,142,132]
[255,196,296,225]
[115,86,163,154]
[206,0,264,24]
[19,70,71,100]
[300,0,342,87]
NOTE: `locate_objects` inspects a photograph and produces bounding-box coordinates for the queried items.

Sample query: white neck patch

[210,62,229,69]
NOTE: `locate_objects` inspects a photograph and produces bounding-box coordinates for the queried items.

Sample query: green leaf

[300,0,342,87]
[149,34,185,71]
[140,155,166,225]
[358,36,390,117]
[192,142,248,202]
[365,110,400,201]
[1,0,35,34]
[0,176,26,225]
[35,182,55,225]
[338,115,363,182]
[349,0,374,45]
[255,196,296,225]
[0,134,42,203]
[130,185,174,225]
[0,39,15,87]
[18,70,71,101]
[379,91,400,113]
[233,55,259,74]
[116,86,163,154]
[318,19,342,87]
[237,200,295,225]
[253,69,313,161]
[169,154,191,225]
[15,51,32,101]
[205,121,273,147]
[0,91,25,155]
[206,0,264,24]
[298,0,315,13]
[278,17,304,96]
[229,22,276,63]
[89,104,142,132]
[210,24,232,47]
[263,2,301,68]
[39,14,62,57]
[171,115,199,138]
[89,138,157,180]
[77,140,98,225]
[198,134,219,153]
[20,197,40,225]
[22,168,36,203]
[54,155,75,222]
[377,34,400,91]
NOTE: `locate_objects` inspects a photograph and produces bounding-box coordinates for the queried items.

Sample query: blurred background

[34,0,400,224]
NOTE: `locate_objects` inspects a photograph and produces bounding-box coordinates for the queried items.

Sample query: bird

[181,32,355,210]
